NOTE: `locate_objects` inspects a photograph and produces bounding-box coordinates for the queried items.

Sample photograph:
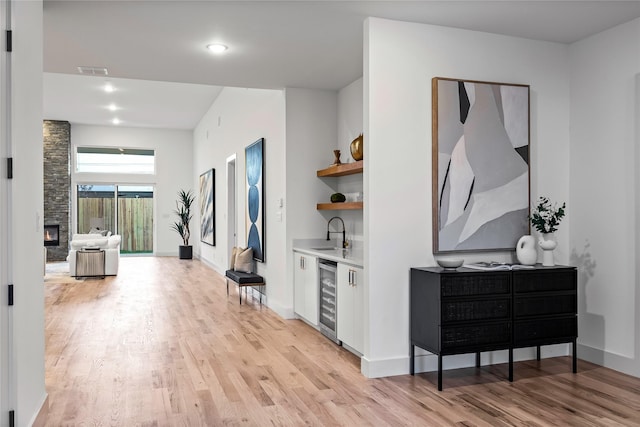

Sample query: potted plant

[171,189,195,259]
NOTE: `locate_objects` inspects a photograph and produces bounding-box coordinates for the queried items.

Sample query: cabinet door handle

[348,270,356,286]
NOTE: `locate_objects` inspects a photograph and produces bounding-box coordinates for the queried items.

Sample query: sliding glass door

[77,185,115,233]
[117,186,153,254]
[77,184,154,254]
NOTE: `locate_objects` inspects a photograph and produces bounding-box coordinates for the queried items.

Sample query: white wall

[284,88,339,316]
[363,17,571,377]
[569,18,640,377]
[193,87,287,315]
[70,125,193,256]
[337,78,364,242]
[4,0,48,424]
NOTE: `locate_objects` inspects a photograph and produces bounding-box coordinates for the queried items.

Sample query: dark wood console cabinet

[410,265,577,390]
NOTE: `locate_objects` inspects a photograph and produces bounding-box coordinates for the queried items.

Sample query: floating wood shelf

[317,202,363,211]
[316,160,363,177]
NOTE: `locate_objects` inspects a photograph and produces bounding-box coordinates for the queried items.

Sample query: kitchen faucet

[327,216,347,248]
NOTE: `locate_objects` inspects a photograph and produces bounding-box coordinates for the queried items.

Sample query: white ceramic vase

[539,233,557,267]
[516,235,537,265]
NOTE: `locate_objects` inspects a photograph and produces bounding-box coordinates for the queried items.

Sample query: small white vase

[516,235,537,265]
[539,233,557,267]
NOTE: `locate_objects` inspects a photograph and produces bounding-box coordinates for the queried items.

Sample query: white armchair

[68,233,121,276]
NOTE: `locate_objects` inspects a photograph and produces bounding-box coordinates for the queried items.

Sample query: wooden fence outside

[118,198,153,253]
[77,198,153,253]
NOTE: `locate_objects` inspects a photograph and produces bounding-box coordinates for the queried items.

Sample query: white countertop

[293,239,364,268]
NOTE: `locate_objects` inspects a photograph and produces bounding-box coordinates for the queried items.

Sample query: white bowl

[436,258,464,269]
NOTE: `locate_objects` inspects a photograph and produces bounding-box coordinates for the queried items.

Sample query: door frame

[226,154,237,267]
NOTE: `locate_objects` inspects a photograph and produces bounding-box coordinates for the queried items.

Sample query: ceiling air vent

[77,66,109,76]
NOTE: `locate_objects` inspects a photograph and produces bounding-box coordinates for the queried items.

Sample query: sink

[310,247,339,251]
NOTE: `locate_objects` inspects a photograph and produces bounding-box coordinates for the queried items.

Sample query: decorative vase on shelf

[516,235,537,265]
[333,149,342,165]
[539,233,557,267]
[350,134,363,161]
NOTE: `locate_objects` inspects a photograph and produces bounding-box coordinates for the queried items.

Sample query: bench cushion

[225,270,264,284]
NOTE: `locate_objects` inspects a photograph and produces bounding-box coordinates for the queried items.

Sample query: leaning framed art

[199,168,215,246]
[245,138,265,262]
[432,77,530,253]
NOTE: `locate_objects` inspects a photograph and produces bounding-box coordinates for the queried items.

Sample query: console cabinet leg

[537,345,541,361]
[508,348,513,382]
[475,352,481,368]
[573,340,577,373]
[410,345,415,375]
[438,354,443,391]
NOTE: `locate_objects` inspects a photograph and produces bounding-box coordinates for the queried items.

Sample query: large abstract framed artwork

[432,77,530,253]
[245,138,265,262]
[199,168,215,246]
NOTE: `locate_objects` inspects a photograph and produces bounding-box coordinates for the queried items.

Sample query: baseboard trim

[199,256,224,275]
[361,355,407,378]
[577,343,639,378]
[361,344,571,378]
[31,393,49,427]
[267,300,295,320]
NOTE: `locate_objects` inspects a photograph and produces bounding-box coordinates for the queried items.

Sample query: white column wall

[568,18,640,377]
[284,88,339,317]
[337,78,365,242]
[193,87,287,316]
[9,0,48,424]
[70,125,193,256]
[363,17,570,377]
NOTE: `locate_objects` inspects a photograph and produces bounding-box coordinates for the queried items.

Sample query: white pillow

[234,247,253,273]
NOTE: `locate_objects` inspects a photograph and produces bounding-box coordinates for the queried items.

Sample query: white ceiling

[43,0,640,130]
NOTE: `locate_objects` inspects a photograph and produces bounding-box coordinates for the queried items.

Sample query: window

[76,147,155,174]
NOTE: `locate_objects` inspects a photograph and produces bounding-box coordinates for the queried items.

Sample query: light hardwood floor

[45,257,640,426]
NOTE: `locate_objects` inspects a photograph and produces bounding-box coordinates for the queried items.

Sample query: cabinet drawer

[442,298,511,323]
[441,274,510,297]
[514,317,577,345]
[514,294,576,318]
[513,270,576,293]
[442,322,511,350]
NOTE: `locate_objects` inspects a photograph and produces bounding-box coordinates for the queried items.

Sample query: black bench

[225,270,265,305]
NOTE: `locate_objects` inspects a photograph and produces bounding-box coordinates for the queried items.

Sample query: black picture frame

[245,138,265,262]
[199,168,215,246]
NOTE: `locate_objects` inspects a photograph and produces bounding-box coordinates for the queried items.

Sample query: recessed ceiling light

[104,83,115,93]
[206,44,228,54]
[112,118,120,125]
[107,103,118,112]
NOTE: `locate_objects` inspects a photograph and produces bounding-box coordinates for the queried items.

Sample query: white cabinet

[294,252,319,326]
[337,263,364,354]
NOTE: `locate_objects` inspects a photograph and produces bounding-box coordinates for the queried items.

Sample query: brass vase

[350,134,363,161]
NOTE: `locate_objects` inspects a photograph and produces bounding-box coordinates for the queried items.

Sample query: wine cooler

[318,259,340,344]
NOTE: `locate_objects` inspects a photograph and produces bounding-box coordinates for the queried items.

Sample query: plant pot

[179,245,193,260]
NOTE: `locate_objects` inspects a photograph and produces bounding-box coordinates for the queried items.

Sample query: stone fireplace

[43,120,70,261]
